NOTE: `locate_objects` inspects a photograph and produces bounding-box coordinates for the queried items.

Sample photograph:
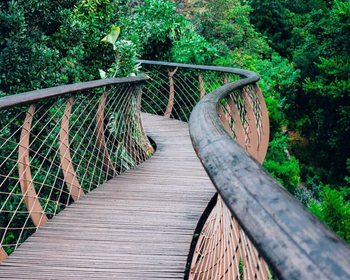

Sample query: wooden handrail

[138,59,350,278]
[137,59,259,78]
[187,67,350,279]
[0,76,148,110]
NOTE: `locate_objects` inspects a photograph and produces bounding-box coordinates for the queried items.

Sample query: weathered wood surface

[0,113,216,279]
[189,81,350,280]
[0,76,147,110]
[137,60,259,78]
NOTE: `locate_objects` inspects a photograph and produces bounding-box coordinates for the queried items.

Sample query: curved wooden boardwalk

[0,113,216,279]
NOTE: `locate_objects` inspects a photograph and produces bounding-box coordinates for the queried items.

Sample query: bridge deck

[0,113,216,279]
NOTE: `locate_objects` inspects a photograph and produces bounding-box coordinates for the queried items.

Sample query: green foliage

[249,0,292,56]
[309,186,350,242]
[123,0,218,65]
[126,0,182,60]
[294,0,350,180]
[100,27,140,78]
[248,0,350,242]
[108,112,126,136]
[115,40,141,77]
[0,0,132,95]
[195,0,270,59]
[255,53,301,135]
[0,0,74,93]
[52,0,131,78]
[291,2,349,80]
[250,0,350,186]
[263,134,301,193]
[284,0,328,14]
[302,55,350,176]
[101,27,121,49]
[170,30,217,65]
[345,159,350,186]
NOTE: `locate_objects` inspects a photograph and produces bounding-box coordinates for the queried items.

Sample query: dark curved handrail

[138,59,259,79]
[187,68,350,279]
[0,76,148,110]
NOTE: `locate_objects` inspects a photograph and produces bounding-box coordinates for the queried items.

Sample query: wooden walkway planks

[0,113,216,279]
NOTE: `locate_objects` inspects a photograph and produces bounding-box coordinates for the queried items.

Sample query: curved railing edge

[0,76,148,110]
[137,59,260,78]
[0,75,149,262]
[187,70,350,279]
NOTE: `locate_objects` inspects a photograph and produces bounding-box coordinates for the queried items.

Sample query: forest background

[0,0,349,241]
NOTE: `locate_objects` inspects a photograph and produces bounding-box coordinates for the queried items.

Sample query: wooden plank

[0,113,216,279]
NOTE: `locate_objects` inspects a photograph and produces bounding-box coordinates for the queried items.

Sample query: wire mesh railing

[138,60,241,122]
[0,60,349,279]
[137,60,273,279]
[189,195,272,280]
[138,60,350,280]
[0,77,151,260]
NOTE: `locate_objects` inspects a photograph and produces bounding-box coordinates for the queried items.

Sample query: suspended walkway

[0,61,349,279]
[0,113,216,279]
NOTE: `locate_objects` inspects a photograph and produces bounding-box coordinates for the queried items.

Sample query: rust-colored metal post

[96,90,117,178]
[217,73,235,138]
[217,105,232,136]
[198,72,205,99]
[227,97,245,148]
[164,67,178,118]
[0,245,7,263]
[135,85,154,156]
[222,73,229,85]
[219,74,246,148]
[242,87,258,160]
[254,83,270,164]
[222,73,231,120]
[123,114,140,164]
[18,104,49,228]
[59,97,85,201]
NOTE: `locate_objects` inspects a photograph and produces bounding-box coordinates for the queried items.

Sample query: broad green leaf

[101,27,120,50]
[99,69,106,79]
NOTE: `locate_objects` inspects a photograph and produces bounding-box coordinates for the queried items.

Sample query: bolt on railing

[0,77,151,261]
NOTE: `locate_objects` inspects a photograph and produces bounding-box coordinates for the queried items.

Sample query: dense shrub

[0,0,131,95]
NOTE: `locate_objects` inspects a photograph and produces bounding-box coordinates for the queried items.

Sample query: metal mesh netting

[140,64,240,122]
[217,84,269,163]
[137,63,271,280]
[0,62,271,278]
[189,196,273,280]
[0,83,151,256]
